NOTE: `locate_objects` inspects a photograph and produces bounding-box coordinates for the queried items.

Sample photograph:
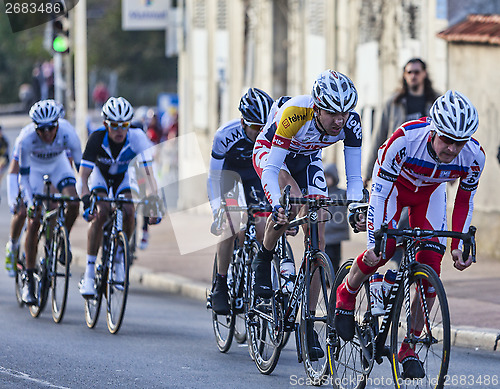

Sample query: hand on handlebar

[451,249,473,271]
[272,205,288,225]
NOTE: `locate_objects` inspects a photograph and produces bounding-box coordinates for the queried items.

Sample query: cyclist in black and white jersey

[207,88,274,314]
[18,100,82,305]
[79,97,161,298]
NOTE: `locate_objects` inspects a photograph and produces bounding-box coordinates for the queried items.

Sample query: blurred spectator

[92,82,110,110]
[324,163,350,274]
[365,58,440,185]
[497,144,500,165]
[145,110,162,145]
[41,60,54,99]
[18,83,36,112]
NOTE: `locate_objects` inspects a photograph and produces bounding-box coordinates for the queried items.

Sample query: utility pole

[74,0,88,142]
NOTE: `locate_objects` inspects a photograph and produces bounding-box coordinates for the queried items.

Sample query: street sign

[122,0,169,31]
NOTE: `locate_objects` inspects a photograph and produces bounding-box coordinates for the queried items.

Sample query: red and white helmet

[312,70,358,113]
[430,90,478,141]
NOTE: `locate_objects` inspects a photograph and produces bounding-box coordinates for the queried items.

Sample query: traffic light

[52,13,70,54]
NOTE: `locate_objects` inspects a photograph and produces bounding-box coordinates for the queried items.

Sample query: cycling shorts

[88,166,139,197]
[27,153,76,196]
[253,141,327,199]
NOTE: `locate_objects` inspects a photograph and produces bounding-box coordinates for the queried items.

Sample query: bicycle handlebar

[373,224,477,263]
[211,200,272,235]
[34,193,81,204]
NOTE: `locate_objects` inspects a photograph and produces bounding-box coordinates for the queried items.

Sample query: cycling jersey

[253,94,363,207]
[81,126,153,182]
[367,118,486,255]
[18,119,82,206]
[207,119,266,215]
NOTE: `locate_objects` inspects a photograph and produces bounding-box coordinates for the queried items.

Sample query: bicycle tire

[211,253,235,352]
[106,231,130,334]
[300,251,335,386]
[390,263,450,389]
[84,255,105,329]
[232,252,247,344]
[51,226,70,323]
[234,240,260,345]
[15,234,26,308]
[29,226,51,318]
[327,260,369,389]
[247,256,282,375]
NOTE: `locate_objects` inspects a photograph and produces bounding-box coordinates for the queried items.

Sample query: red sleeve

[450,187,472,251]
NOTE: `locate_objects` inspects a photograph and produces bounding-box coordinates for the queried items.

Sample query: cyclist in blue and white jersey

[18,100,82,305]
[207,88,274,314]
[79,97,161,298]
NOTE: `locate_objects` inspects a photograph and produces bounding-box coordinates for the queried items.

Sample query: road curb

[73,248,500,352]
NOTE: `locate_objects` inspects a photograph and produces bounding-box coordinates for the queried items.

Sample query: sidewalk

[70,213,500,352]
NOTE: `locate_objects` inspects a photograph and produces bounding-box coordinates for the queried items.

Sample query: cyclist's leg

[51,154,79,233]
[60,183,79,232]
[6,160,26,274]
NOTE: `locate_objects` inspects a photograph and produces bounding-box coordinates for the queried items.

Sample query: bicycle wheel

[327,260,370,389]
[29,226,50,318]
[232,256,247,344]
[84,256,105,329]
[300,251,335,385]
[390,263,450,389]
[106,231,131,334]
[246,256,282,375]
[210,253,235,352]
[51,226,70,323]
[15,234,26,308]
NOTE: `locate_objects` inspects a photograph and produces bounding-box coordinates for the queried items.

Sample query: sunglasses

[106,120,131,130]
[438,135,468,147]
[36,124,57,132]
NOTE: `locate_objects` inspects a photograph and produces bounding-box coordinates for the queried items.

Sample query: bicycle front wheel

[106,231,131,334]
[210,253,235,352]
[300,251,335,386]
[84,256,105,329]
[29,226,50,318]
[390,263,450,389]
[51,226,70,323]
[246,255,282,375]
[327,260,369,389]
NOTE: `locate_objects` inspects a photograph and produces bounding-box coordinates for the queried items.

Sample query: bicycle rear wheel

[29,227,50,318]
[300,251,335,386]
[84,256,105,329]
[246,256,282,375]
[327,260,369,389]
[106,231,130,334]
[210,253,235,352]
[51,226,70,323]
[390,263,450,389]
[15,235,26,308]
[232,256,247,344]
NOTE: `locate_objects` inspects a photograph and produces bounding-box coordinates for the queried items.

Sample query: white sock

[86,255,97,278]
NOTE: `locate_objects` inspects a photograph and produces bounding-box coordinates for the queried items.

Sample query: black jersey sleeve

[82,129,106,164]
[343,112,363,148]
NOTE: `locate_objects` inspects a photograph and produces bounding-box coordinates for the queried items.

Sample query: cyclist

[334,90,485,378]
[17,100,82,305]
[5,101,72,278]
[207,88,274,315]
[252,70,364,359]
[79,96,161,298]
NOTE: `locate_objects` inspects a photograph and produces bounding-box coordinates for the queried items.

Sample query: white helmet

[312,70,358,113]
[29,99,61,126]
[430,90,478,141]
[102,97,134,122]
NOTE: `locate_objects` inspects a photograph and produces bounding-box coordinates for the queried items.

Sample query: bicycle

[327,223,477,389]
[83,192,161,334]
[247,185,356,384]
[17,175,79,323]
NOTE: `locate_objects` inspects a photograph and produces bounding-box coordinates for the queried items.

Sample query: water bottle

[382,269,397,305]
[280,259,295,294]
[369,272,384,315]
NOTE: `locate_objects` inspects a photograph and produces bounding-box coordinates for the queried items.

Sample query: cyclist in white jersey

[334,91,485,379]
[252,70,365,360]
[18,100,82,305]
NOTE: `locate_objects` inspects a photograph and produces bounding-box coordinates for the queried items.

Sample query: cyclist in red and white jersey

[334,90,485,379]
[252,70,364,360]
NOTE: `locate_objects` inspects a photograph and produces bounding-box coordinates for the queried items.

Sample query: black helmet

[238,88,273,125]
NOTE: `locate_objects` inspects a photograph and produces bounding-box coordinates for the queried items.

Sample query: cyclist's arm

[207,156,224,217]
[261,144,288,208]
[450,146,485,251]
[18,139,34,208]
[79,165,93,198]
[343,111,364,200]
[366,129,407,249]
[7,159,20,212]
[67,128,83,172]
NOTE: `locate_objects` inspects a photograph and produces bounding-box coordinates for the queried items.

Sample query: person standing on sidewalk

[334,91,485,379]
[207,88,274,315]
